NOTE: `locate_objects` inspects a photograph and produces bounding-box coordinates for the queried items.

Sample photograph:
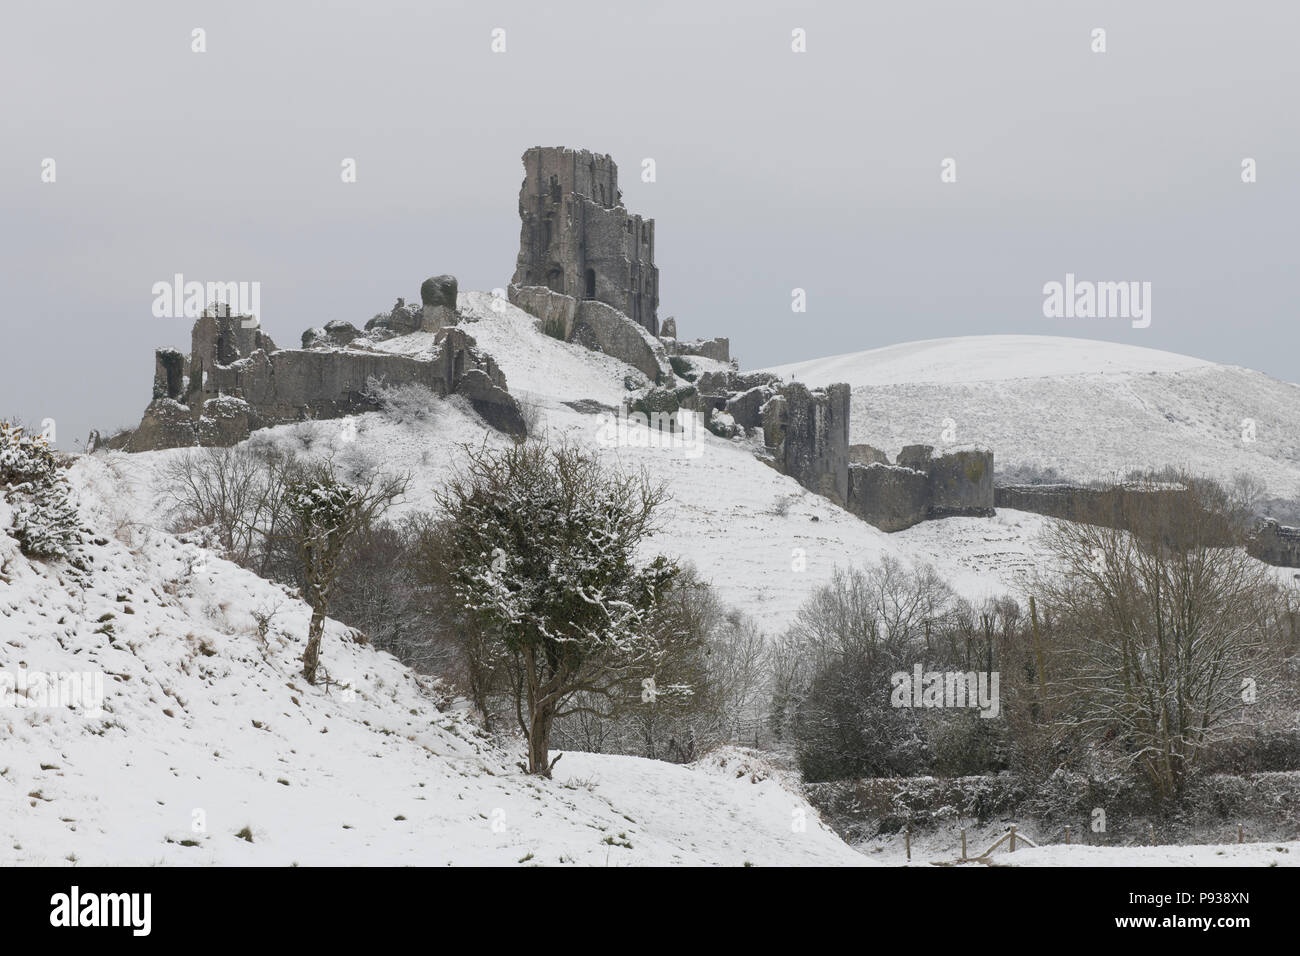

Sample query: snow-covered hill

[79,307,1297,636]
[6,302,1295,867]
[89,296,1066,634]
[0,488,862,866]
[765,335,1300,499]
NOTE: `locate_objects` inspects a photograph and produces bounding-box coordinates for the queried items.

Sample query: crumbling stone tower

[511,146,660,335]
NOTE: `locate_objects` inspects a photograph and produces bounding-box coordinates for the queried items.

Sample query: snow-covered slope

[7,301,1297,868]
[74,313,1297,640]
[765,335,1300,498]
[0,489,861,866]
[91,298,1060,634]
[766,335,1213,385]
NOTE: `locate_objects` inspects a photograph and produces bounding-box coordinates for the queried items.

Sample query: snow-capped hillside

[0,488,862,866]
[90,296,1060,634]
[765,335,1300,499]
[74,309,1297,642]
[766,335,1213,385]
[7,300,1296,869]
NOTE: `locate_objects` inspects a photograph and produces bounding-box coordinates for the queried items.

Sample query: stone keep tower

[511,146,660,335]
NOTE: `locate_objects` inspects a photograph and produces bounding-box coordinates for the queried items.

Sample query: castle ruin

[693,368,995,531]
[100,278,526,452]
[99,144,1002,541]
[511,147,659,335]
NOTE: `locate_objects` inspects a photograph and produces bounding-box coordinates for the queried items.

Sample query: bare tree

[1039,475,1278,800]
[286,464,407,685]
[785,557,954,679]
[775,558,958,779]
[161,445,300,574]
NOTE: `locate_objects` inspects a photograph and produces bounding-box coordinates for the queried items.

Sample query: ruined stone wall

[997,484,1300,568]
[849,444,889,466]
[509,284,578,339]
[186,312,278,398]
[847,463,930,532]
[994,484,1110,523]
[993,482,1258,554]
[1250,519,1300,568]
[710,373,996,532]
[667,337,730,363]
[845,447,994,532]
[118,279,526,452]
[511,146,659,335]
[518,146,620,213]
[926,449,995,518]
[993,483,1192,527]
[724,385,770,430]
[205,349,445,424]
[508,286,670,384]
[775,383,850,506]
[572,299,670,384]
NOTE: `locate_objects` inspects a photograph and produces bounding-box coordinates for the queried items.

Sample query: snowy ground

[0,494,861,866]
[6,298,1297,866]
[851,818,1299,867]
[995,842,1298,867]
[766,335,1300,500]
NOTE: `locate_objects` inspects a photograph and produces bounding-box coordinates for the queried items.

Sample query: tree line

[161,437,1300,802]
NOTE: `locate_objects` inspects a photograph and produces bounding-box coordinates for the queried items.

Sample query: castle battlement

[511,146,659,335]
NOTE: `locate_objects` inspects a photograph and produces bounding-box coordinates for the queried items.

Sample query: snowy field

[0,494,861,866]
[4,295,1297,866]
[852,820,1299,867]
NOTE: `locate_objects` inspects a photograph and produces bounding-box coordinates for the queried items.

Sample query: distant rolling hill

[765,335,1300,500]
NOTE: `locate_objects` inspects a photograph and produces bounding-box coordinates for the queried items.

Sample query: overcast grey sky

[3,0,1297,448]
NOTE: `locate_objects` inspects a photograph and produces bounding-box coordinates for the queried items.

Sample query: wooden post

[1238,824,1244,844]
[1065,825,1071,845]
[905,826,911,862]
[961,829,967,861]
[1149,823,1155,846]
[1009,825,1017,852]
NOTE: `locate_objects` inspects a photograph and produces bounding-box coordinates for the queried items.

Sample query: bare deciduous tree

[284,464,407,685]
[1039,475,1279,800]
[161,445,299,574]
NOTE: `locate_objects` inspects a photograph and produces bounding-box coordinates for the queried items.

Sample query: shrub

[362,379,442,425]
[435,440,678,776]
[1,422,81,560]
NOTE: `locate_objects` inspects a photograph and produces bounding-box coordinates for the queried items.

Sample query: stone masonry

[746,379,993,531]
[511,146,659,335]
[768,383,851,506]
[995,482,1299,568]
[844,445,994,532]
[1250,519,1300,568]
[108,277,526,451]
